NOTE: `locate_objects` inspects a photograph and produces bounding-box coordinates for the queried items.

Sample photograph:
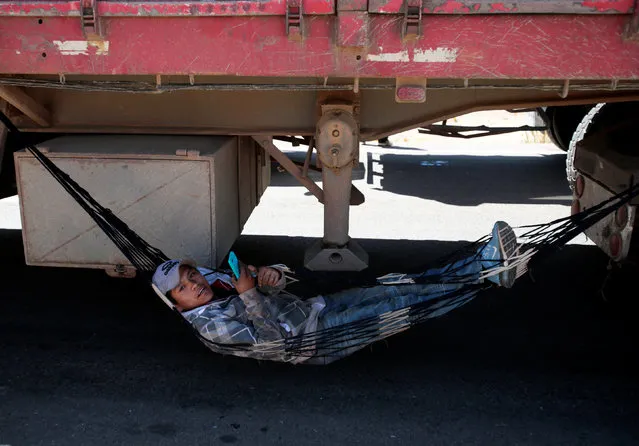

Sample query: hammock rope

[0,113,170,272]
[3,110,638,363]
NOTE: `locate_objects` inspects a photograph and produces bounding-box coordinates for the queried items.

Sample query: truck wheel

[543,104,596,152]
[566,101,639,190]
[565,103,606,190]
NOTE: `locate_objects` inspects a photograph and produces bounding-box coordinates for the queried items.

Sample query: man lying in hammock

[152,221,520,364]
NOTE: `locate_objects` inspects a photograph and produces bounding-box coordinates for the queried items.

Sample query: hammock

[3,111,638,364]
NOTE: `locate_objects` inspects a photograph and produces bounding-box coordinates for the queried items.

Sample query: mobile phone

[228,251,241,279]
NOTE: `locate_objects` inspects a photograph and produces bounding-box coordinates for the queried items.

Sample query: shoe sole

[494,221,518,288]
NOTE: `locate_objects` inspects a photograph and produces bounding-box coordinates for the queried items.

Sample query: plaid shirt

[182,267,325,363]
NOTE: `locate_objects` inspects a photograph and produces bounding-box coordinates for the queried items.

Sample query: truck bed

[0,0,638,136]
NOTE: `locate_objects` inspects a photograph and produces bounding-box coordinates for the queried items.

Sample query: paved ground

[2,127,639,445]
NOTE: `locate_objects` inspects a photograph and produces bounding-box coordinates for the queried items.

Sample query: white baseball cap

[152,258,197,296]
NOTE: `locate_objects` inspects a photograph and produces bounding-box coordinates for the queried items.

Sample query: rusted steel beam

[0,86,50,127]
[4,77,639,94]
[252,136,325,203]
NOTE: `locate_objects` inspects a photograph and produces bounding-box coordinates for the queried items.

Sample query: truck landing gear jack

[253,104,369,271]
[305,105,368,271]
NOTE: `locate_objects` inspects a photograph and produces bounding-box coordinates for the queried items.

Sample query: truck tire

[543,104,595,152]
[566,101,639,190]
[565,103,606,190]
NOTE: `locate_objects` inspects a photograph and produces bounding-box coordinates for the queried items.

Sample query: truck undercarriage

[2,1,639,272]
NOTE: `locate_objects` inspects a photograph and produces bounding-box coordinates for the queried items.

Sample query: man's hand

[254,266,282,288]
[231,262,256,294]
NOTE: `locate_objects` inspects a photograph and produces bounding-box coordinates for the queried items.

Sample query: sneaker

[481,221,518,288]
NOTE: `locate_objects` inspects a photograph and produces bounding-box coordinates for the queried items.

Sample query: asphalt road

[2,137,639,445]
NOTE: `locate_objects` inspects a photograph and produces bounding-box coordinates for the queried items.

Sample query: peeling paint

[367,48,458,63]
[366,50,409,62]
[414,47,458,62]
[489,3,516,12]
[581,0,633,12]
[53,40,110,56]
[433,1,471,13]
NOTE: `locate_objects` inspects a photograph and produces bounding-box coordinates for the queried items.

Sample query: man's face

[169,265,214,311]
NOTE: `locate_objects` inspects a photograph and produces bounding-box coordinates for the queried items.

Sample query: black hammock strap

[0,112,169,272]
[195,185,639,362]
[4,110,639,363]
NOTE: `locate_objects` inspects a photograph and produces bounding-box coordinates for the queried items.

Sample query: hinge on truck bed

[402,0,423,39]
[81,0,102,38]
[286,0,304,39]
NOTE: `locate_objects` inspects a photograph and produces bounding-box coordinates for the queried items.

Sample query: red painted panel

[0,0,335,17]
[581,0,632,12]
[337,11,368,47]
[1,15,639,79]
[0,1,81,15]
[369,0,634,13]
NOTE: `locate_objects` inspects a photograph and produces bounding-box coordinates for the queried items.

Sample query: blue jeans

[312,254,484,363]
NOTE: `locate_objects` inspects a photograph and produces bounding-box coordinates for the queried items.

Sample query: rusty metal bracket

[402,0,423,39]
[302,136,315,178]
[0,86,51,127]
[286,0,304,39]
[253,136,324,203]
[418,122,547,139]
[105,264,137,279]
[81,0,102,39]
[252,135,365,205]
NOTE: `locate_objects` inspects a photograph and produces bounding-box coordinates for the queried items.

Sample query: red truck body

[1,1,638,139]
[0,1,638,79]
